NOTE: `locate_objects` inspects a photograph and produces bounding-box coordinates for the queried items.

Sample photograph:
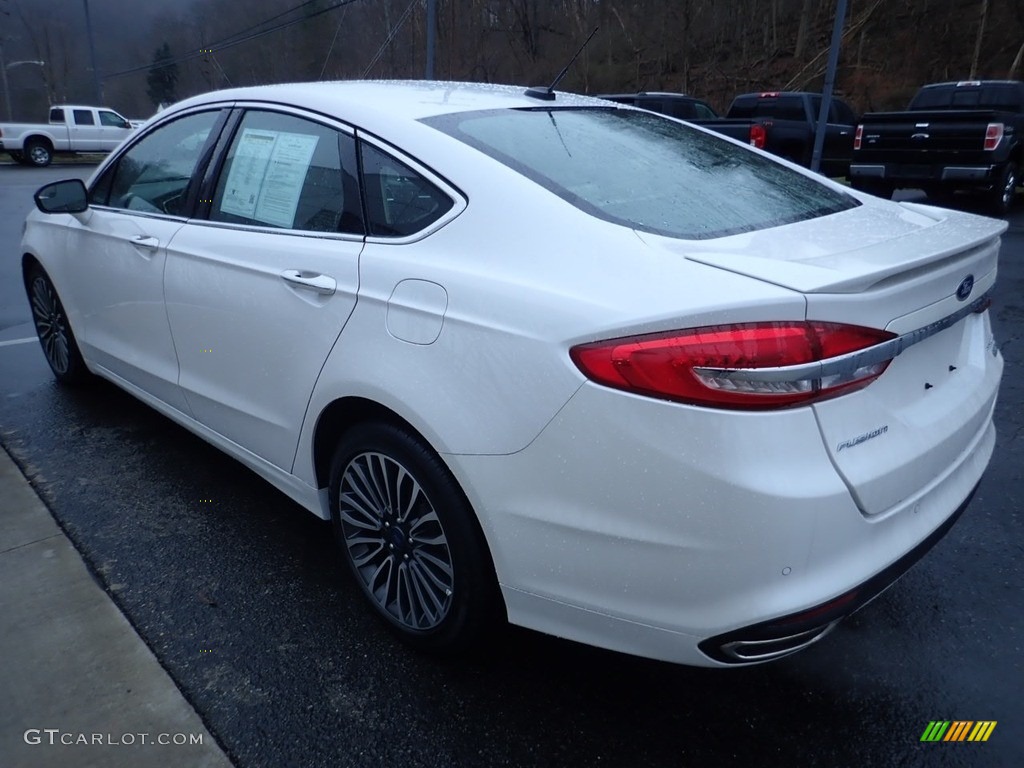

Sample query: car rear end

[418,95,1004,666]
[851,81,1024,198]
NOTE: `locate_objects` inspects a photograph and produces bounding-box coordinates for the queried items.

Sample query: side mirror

[34,179,88,214]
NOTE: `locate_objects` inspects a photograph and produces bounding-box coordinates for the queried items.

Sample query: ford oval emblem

[956,275,974,301]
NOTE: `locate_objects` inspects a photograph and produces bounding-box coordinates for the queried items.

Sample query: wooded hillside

[5,0,1024,119]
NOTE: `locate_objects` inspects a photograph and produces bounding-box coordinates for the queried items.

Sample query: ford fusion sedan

[21,81,1004,666]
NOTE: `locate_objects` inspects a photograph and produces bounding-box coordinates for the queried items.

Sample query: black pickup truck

[596,92,765,147]
[849,80,1024,214]
[599,91,858,176]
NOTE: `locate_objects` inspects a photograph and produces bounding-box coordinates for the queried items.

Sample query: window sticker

[220,129,320,228]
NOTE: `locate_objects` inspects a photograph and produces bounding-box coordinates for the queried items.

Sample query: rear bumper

[850,162,999,186]
[699,482,976,663]
[449,379,997,667]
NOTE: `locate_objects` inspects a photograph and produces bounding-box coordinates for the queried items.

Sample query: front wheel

[26,265,90,384]
[329,422,500,652]
[989,163,1018,216]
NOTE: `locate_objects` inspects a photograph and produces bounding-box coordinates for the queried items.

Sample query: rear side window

[49,108,65,123]
[360,143,454,237]
[210,110,363,234]
[73,110,95,126]
[424,107,857,240]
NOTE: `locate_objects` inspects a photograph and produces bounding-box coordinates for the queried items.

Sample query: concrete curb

[0,445,234,768]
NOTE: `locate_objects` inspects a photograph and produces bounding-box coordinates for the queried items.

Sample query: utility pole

[425,0,436,79]
[82,0,102,103]
[810,0,848,174]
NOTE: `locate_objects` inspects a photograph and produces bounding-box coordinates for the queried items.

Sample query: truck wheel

[25,139,53,167]
[989,163,1018,216]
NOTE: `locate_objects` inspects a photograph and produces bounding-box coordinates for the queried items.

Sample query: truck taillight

[749,123,767,149]
[570,321,896,410]
[984,123,1004,151]
[853,124,863,151]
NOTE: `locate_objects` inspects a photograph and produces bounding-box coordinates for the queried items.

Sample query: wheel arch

[23,133,54,150]
[312,395,506,618]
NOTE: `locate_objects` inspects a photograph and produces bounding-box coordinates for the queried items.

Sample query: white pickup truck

[0,105,135,167]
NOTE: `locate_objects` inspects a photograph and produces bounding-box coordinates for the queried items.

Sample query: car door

[162,107,364,470]
[63,108,226,413]
[69,109,102,151]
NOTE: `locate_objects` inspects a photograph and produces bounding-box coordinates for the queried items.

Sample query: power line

[104,0,363,81]
[361,0,419,77]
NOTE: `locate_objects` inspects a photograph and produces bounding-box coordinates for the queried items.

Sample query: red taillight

[984,122,1004,151]
[853,124,863,151]
[749,123,767,149]
[570,321,896,410]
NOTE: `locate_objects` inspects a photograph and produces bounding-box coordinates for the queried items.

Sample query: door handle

[281,269,336,296]
[130,235,159,250]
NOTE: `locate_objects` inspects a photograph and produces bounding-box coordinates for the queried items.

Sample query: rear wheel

[26,265,90,384]
[329,422,499,652]
[25,139,53,167]
[989,162,1018,216]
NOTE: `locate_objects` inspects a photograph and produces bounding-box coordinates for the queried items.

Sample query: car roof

[169,80,607,123]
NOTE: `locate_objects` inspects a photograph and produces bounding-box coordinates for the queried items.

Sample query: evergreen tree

[146,42,178,107]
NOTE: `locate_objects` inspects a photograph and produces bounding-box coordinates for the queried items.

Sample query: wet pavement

[1,165,1021,767]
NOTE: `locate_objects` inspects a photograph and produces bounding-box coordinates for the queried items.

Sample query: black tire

[989,162,1018,216]
[24,138,53,167]
[25,265,90,385]
[851,178,893,199]
[329,422,500,652]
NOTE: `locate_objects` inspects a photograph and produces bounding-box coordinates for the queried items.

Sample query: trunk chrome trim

[694,291,991,385]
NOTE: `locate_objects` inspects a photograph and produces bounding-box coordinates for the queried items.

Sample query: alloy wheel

[30,275,71,374]
[338,451,454,631]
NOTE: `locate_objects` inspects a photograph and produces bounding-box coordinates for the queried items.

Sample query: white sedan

[21,81,1004,666]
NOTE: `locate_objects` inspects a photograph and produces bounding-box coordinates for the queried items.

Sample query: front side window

[424,107,857,241]
[97,110,219,215]
[360,143,453,237]
[99,110,127,128]
[73,110,95,126]
[210,110,362,234]
[693,102,718,119]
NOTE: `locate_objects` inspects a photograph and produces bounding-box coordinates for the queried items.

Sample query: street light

[0,42,46,121]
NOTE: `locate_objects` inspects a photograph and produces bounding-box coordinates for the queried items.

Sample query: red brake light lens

[984,123,1004,151]
[570,321,896,410]
[749,123,767,149]
[853,124,863,151]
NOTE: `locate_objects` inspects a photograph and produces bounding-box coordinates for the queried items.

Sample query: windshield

[423,107,857,240]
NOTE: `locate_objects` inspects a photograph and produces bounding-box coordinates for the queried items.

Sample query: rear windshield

[423,107,857,240]
[910,84,1024,112]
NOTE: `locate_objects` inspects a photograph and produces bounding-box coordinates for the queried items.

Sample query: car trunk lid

[636,200,1006,515]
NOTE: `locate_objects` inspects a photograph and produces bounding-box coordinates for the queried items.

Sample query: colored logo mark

[920,721,996,742]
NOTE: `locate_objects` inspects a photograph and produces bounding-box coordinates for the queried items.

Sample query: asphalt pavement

[1,163,1021,767]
